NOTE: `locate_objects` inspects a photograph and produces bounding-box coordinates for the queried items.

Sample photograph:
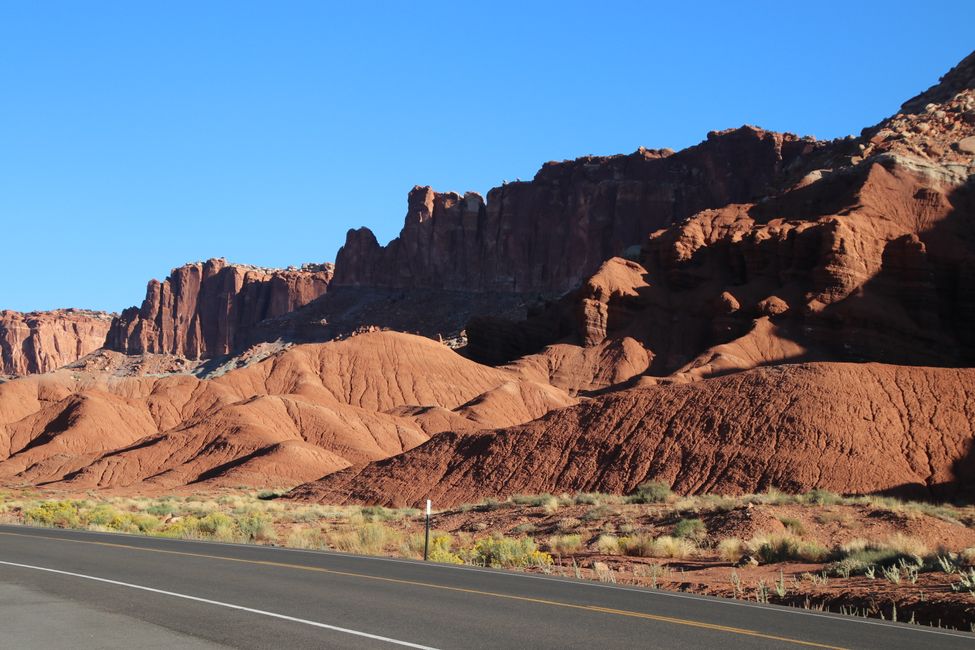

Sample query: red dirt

[289,362,975,507]
[0,332,574,490]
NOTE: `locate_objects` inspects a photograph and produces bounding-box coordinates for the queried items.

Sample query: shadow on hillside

[872,436,975,504]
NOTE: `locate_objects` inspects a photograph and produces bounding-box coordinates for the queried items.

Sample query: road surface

[0,524,971,649]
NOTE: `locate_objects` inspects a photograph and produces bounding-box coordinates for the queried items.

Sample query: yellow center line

[0,530,844,649]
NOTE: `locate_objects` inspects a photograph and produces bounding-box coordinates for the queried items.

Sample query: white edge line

[4,524,974,640]
[0,559,438,650]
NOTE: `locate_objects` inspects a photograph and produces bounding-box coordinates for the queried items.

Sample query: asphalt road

[0,524,971,649]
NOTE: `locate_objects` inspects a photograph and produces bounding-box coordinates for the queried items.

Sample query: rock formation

[0,332,575,489]
[288,362,975,507]
[466,53,975,372]
[2,50,974,505]
[0,309,114,375]
[333,129,826,294]
[106,258,333,360]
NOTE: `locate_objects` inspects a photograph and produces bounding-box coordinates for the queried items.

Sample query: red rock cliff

[333,127,825,293]
[0,309,114,375]
[106,259,333,359]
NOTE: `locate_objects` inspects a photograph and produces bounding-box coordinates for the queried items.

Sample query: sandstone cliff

[106,258,333,359]
[333,128,827,294]
[0,309,113,375]
[466,53,975,372]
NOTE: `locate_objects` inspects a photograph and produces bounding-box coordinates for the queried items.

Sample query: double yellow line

[0,530,843,648]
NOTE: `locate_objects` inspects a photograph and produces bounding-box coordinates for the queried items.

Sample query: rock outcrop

[106,259,333,360]
[0,309,114,375]
[333,129,827,294]
[465,59,975,372]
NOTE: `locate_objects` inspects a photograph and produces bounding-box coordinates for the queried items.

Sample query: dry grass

[717,537,745,562]
[548,534,584,554]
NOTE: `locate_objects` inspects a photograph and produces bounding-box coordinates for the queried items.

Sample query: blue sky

[1,1,972,312]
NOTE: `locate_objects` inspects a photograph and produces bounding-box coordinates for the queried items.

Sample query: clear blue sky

[1,1,972,312]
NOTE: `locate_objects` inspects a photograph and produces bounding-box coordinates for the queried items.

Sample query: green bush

[673,518,706,540]
[626,481,673,504]
[237,511,276,541]
[752,535,828,563]
[146,502,177,517]
[86,504,122,527]
[361,505,397,522]
[802,489,842,506]
[197,512,236,539]
[778,516,806,535]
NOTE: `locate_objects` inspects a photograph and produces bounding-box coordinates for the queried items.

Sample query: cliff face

[0,309,114,375]
[467,53,975,370]
[333,127,827,294]
[106,259,333,359]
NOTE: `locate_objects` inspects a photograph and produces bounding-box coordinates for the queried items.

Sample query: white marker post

[423,499,431,561]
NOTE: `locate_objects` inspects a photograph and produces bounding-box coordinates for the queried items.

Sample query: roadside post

[423,499,431,561]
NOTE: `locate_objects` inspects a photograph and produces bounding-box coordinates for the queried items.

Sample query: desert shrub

[828,535,927,576]
[884,533,929,558]
[839,538,869,554]
[751,488,796,506]
[652,535,697,559]
[466,536,552,568]
[620,534,654,557]
[778,516,806,536]
[361,505,397,522]
[620,534,695,559]
[512,493,554,507]
[85,504,122,527]
[749,534,827,563]
[511,523,537,535]
[813,510,852,526]
[285,527,329,550]
[145,502,178,517]
[548,534,584,554]
[556,517,582,532]
[580,505,611,522]
[23,501,81,528]
[673,518,706,541]
[717,537,745,562]
[573,493,601,505]
[160,516,202,538]
[802,489,842,506]
[696,495,739,512]
[428,546,464,564]
[626,481,673,504]
[329,523,402,556]
[961,548,975,566]
[595,534,621,555]
[196,512,236,540]
[237,511,276,542]
[405,532,463,564]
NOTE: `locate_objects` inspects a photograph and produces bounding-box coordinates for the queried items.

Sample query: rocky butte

[0,309,114,376]
[105,258,333,360]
